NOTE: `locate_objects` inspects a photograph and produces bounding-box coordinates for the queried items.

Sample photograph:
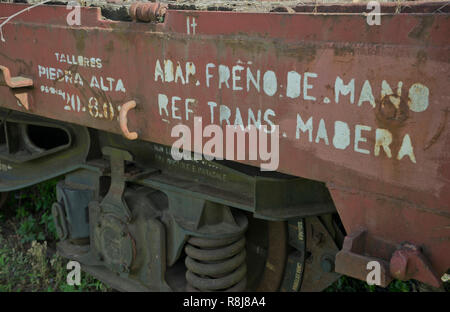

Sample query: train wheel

[245,214,342,292]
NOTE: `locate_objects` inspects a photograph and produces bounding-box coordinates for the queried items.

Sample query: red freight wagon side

[0,1,448,291]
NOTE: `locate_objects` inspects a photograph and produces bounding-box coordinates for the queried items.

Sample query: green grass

[0,180,447,292]
[325,275,413,292]
[0,178,110,292]
[0,236,109,292]
[2,179,59,244]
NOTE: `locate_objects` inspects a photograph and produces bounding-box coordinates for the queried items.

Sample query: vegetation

[326,275,415,292]
[0,179,447,292]
[0,178,109,292]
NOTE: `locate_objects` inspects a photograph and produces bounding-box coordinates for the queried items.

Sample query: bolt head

[321,256,335,273]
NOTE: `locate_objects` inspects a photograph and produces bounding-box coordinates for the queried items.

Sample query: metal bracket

[86,147,136,275]
[0,65,33,110]
[390,243,442,288]
[335,229,393,287]
[335,229,443,288]
[101,146,134,220]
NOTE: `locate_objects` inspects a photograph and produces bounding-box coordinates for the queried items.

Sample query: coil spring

[185,234,247,291]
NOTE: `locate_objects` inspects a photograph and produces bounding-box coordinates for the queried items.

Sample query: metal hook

[119,100,138,140]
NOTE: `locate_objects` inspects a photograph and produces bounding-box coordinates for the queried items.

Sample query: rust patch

[105,40,114,53]
[415,50,428,67]
[334,45,355,57]
[223,36,268,57]
[282,44,317,63]
[424,108,448,151]
[72,29,86,53]
[377,94,409,124]
[374,93,410,158]
[408,16,434,41]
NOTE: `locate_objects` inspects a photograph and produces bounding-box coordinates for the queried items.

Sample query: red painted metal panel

[0,3,448,283]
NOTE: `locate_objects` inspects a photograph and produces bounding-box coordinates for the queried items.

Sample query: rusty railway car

[0,0,448,291]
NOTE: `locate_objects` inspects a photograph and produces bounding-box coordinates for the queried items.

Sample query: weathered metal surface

[129,2,168,23]
[339,234,445,288]
[53,181,93,240]
[335,229,393,287]
[0,109,91,191]
[255,221,288,291]
[390,243,442,287]
[0,65,33,88]
[0,65,33,109]
[300,217,341,292]
[0,2,449,285]
[280,219,305,292]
